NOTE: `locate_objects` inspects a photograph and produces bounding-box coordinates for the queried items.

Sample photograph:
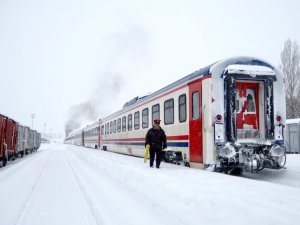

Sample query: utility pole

[31,114,35,129]
[44,123,47,138]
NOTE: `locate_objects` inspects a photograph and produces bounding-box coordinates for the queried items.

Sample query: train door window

[110,122,113,134]
[142,108,149,128]
[192,92,200,120]
[164,99,174,125]
[179,94,187,123]
[113,120,117,133]
[128,114,133,131]
[246,89,256,112]
[117,118,121,132]
[122,116,126,132]
[152,104,160,122]
[134,111,140,130]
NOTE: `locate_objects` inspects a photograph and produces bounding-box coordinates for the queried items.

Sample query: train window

[113,120,117,133]
[164,99,174,125]
[134,111,140,130]
[192,92,200,120]
[122,116,126,132]
[142,108,149,128]
[179,94,187,123]
[105,123,109,134]
[117,118,121,132]
[110,121,113,134]
[152,104,160,123]
[128,114,132,131]
[101,125,104,135]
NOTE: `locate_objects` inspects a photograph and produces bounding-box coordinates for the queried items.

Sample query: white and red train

[65,56,287,174]
[0,113,41,167]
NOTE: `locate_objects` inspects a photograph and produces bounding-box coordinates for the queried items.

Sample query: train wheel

[230,167,243,176]
[2,155,7,167]
[184,162,190,167]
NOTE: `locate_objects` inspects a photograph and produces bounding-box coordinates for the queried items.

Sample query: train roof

[102,56,280,121]
[83,121,100,131]
[286,118,300,125]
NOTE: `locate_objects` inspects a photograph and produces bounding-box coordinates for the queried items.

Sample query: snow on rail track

[1,144,300,225]
[14,153,53,225]
[64,151,104,225]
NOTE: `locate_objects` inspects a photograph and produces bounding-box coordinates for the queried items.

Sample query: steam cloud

[65,25,151,137]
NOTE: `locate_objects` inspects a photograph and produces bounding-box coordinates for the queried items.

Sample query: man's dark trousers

[150,147,161,168]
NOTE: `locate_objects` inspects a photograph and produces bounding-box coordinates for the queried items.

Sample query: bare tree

[280,39,300,119]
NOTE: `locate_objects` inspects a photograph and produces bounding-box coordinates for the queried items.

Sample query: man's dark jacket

[145,128,167,149]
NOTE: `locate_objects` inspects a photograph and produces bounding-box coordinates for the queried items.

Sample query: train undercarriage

[215,142,286,174]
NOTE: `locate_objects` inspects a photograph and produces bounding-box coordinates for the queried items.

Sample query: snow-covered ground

[0,144,300,225]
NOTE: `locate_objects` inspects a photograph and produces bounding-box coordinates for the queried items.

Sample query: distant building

[285,119,300,153]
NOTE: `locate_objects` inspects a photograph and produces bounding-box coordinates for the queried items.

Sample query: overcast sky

[0,0,299,137]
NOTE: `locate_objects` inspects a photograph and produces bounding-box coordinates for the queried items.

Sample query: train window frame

[117,118,121,133]
[152,104,160,125]
[164,98,174,125]
[178,94,187,123]
[192,91,200,120]
[122,116,126,132]
[110,121,113,134]
[134,111,140,130]
[128,114,133,131]
[142,108,149,129]
[113,120,117,133]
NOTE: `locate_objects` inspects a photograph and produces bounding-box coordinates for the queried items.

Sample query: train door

[189,80,203,162]
[81,131,84,146]
[236,82,260,139]
[97,126,101,149]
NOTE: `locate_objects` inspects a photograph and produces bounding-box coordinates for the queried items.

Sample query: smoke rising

[65,25,152,137]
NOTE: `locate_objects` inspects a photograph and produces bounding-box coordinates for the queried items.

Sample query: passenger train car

[66,56,287,174]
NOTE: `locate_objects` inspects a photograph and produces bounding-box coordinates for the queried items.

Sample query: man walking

[145,119,167,168]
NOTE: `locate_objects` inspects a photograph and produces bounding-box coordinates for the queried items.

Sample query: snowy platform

[0,144,300,225]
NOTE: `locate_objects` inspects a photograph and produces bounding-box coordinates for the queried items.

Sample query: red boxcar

[1,114,8,166]
[1,114,18,166]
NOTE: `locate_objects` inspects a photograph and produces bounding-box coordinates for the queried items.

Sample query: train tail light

[276,115,282,123]
[216,114,222,122]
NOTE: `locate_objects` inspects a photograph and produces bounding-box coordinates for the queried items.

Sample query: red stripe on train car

[102,135,189,142]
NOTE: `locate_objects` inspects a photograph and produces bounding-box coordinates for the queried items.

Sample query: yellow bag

[144,144,150,163]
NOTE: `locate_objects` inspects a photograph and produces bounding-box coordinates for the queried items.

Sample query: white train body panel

[101,85,190,159]
[83,121,100,149]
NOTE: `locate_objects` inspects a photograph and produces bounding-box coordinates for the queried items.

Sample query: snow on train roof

[286,118,300,124]
[209,56,277,76]
[225,64,275,76]
[83,120,100,131]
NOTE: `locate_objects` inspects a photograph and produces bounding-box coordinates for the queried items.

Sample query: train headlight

[270,145,285,157]
[269,145,286,167]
